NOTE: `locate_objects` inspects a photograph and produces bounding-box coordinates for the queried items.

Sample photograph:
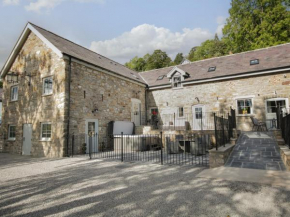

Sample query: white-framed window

[178,107,184,118]
[43,77,53,95]
[8,125,16,140]
[41,122,52,140]
[237,98,253,115]
[10,86,18,101]
[172,76,182,88]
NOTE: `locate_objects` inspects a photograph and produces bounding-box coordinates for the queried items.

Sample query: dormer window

[173,76,182,88]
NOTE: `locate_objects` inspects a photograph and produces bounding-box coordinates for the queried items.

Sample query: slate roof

[140,43,290,87]
[29,23,146,85]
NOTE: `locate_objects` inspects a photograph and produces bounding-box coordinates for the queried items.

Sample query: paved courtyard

[1,153,290,217]
[225,132,286,171]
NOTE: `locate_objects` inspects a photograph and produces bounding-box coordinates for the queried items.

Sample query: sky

[0,0,232,69]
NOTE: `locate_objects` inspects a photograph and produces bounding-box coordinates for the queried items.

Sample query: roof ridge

[186,42,290,65]
[28,22,139,75]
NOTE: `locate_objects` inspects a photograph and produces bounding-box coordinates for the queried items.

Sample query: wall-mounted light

[216,96,219,101]
[92,108,99,114]
[195,97,200,103]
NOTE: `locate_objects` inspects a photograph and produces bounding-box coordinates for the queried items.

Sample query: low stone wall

[280,146,290,171]
[209,144,235,168]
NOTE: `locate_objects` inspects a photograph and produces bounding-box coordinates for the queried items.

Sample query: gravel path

[1,153,290,217]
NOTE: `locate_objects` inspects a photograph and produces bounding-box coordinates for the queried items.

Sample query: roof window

[157,75,165,80]
[208,67,216,72]
[250,59,259,65]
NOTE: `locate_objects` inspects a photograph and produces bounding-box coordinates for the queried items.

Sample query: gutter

[66,56,72,157]
[148,66,290,90]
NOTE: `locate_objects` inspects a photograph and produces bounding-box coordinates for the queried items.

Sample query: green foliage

[145,50,172,70]
[173,53,184,65]
[223,0,290,53]
[188,34,228,61]
[125,50,172,72]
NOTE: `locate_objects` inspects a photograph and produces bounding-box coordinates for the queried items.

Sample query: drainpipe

[66,56,72,157]
[145,86,149,125]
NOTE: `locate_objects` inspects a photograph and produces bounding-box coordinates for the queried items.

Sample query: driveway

[1,153,290,217]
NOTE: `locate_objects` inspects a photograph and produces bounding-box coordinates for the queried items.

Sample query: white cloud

[90,24,213,63]
[2,0,105,12]
[216,16,226,38]
[2,0,19,5]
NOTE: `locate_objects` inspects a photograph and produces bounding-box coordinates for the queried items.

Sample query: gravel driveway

[0,153,290,217]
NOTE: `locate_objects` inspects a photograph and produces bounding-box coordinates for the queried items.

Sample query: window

[250,59,259,65]
[208,67,216,72]
[266,100,286,113]
[43,77,53,95]
[157,75,164,80]
[237,99,253,115]
[178,107,184,118]
[195,107,203,119]
[8,125,16,140]
[10,86,18,101]
[151,108,159,116]
[173,76,182,88]
[41,123,52,140]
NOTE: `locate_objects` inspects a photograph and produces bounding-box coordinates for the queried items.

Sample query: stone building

[0,23,146,157]
[1,22,290,157]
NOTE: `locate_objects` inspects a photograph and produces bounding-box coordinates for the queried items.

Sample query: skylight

[208,67,216,72]
[250,59,259,65]
[157,75,165,80]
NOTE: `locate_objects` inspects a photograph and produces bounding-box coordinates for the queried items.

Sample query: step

[277,139,285,146]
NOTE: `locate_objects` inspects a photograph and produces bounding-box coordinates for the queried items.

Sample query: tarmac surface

[1,153,290,217]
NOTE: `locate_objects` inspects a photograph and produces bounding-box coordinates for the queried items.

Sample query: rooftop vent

[208,67,216,72]
[250,59,259,65]
[157,75,165,80]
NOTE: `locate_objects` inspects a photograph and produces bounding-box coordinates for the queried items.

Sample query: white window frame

[172,76,183,89]
[42,76,53,96]
[10,85,18,101]
[236,97,254,116]
[178,107,184,118]
[8,125,16,140]
[40,122,52,141]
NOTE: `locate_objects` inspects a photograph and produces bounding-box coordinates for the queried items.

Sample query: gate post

[201,110,203,131]
[160,131,163,165]
[89,134,92,160]
[72,134,74,158]
[221,115,225,147]
[121,132,124,162]
[214,113,218,150]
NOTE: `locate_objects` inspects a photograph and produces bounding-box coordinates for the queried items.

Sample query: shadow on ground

[0,153,290,217]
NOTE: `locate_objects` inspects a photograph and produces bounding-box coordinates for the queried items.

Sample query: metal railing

[281,114,290,148]
[214,109,236,150]
[70,132,211,166]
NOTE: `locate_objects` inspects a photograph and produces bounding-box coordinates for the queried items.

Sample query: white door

[22,124,32,155]
[131,99,141,126]
[85,119,99,154]
[192,105,206,130]
[265,98,289,129]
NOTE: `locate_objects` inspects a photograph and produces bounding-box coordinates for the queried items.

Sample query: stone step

[276,139,285,146]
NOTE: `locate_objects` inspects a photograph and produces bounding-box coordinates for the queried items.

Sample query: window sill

[39,139,51,142]
[42,93,53,97]
[7,138,16,141]
[172,87,183,90]
[10,100,18,103]
[236,114,255,117]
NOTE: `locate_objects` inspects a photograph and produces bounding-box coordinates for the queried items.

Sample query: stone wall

[148,72,290,131]
[209,144,235,168]
[66,60,146,153]
[2,32,67,157]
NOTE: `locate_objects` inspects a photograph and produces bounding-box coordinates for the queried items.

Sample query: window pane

[237,100,244,107]
[42,124,51,139]
[245,99,252,107]
[9,126,16,138]
[44,78,53,94]
[179,107,184,117]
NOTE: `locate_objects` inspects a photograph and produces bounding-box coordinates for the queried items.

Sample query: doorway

[192,105,207,130]
[85,119,99,154]
[265,98,289,129]
[22,124,32,155]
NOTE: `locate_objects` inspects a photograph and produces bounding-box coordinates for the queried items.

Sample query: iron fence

[71,132,211,166]
[214,109,235,150]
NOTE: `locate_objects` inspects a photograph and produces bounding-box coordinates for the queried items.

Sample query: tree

[188,34,228,61]
[125,56,146,72]
[173,53,184,65]
[145,50,172,70]
[223,0,290,53]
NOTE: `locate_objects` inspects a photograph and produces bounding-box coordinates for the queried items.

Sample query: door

[192,105,207,130]
[131,99,141,126]
[22,124,32,155]
[85,119,99,154]
[265,98,289,129]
